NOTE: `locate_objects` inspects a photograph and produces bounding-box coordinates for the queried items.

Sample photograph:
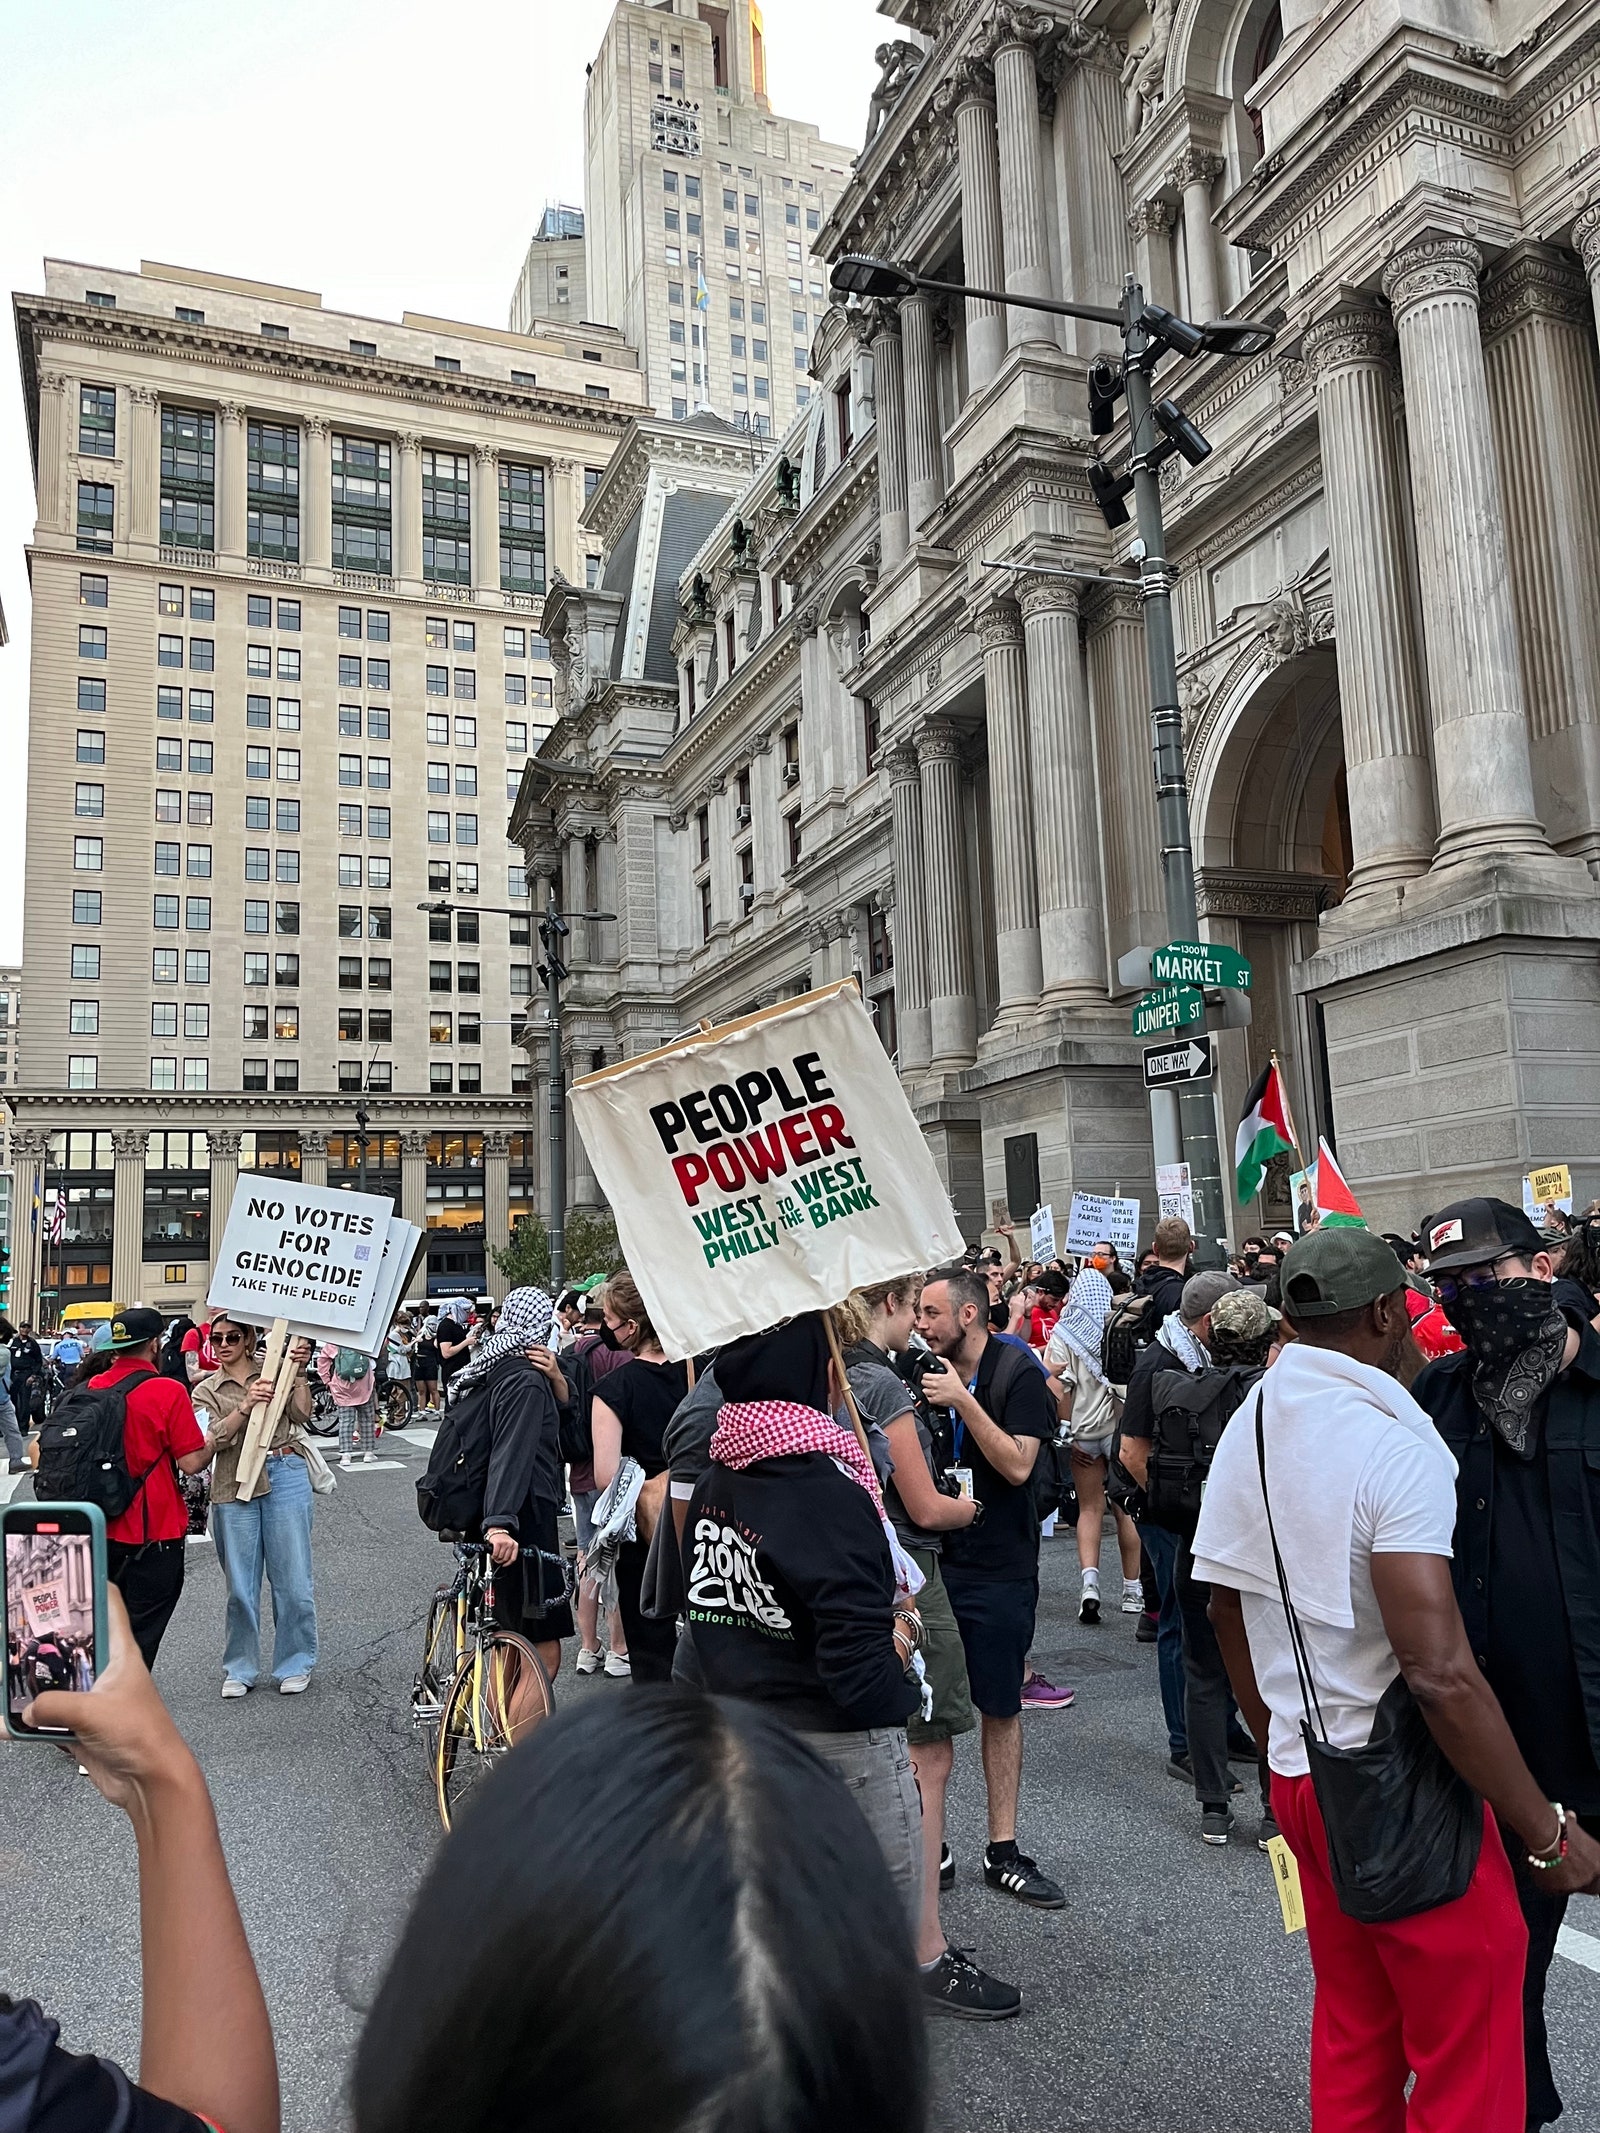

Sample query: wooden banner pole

[822,1311,874,1463]
[234,1317,296,1501]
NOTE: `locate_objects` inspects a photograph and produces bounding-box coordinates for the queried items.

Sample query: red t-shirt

[93,1358,206,1544]
[181,1325,217,1375]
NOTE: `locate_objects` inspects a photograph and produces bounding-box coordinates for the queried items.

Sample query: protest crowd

[5,999,1600,2133]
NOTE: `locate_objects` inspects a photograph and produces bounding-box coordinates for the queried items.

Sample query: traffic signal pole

[1122,283,1228,1264]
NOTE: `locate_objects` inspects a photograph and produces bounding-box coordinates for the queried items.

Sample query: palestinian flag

[1235,1060,1297,1204]
[1313,1137,1365,1227]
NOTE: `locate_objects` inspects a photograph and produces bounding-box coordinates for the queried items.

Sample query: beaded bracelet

[1527,1804,1569,1871]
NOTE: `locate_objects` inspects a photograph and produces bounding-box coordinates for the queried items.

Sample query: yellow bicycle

[411,1540,567,1829]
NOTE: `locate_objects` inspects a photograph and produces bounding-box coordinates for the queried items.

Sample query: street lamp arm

[906,270,1125,328]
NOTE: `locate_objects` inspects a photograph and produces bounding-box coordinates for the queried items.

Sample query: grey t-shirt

[665,1364,722,1490]
[846,1348,943,1555]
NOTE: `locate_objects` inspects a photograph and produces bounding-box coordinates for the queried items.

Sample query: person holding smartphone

[194,1319,319,1699]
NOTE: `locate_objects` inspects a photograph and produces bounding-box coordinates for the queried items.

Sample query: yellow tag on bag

[1265,1835,1306,1934]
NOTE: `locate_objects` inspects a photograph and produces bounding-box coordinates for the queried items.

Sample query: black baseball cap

[1418,1198,1541,1274]
[108,1306,166,1350]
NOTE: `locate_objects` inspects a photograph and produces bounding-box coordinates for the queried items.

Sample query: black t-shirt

[1556,1275,1597,1326]
[938,1336,1057,1582]
[1135,1264,1185,1324]
[599,1357,690,1478]
[480,1355,563,1532]
[2,1998,212,2132]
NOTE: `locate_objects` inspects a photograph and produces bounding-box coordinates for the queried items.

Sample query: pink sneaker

[1020,1672,1076,1710]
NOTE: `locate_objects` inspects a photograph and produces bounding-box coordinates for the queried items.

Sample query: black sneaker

[939,1842,954,1890]
[983,1843,1066,1908]
[1257,1807,1281,1852]
[1135,1611,1159,1643]
[1166,1753,1242,1794]
[1201,1805,1234,1846]
[922,1944,1023,2021]
[1079,1589,1102,1625]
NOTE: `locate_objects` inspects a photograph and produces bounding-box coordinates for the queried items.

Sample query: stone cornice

[1479,241,1592,339]
[1195,868,1334,921]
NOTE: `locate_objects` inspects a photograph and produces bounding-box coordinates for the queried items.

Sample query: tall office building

[509,205,589,335]
[582,0,856,433]
[10,257,644,1321]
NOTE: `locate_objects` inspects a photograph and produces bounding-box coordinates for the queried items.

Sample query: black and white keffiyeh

[449,1285,555,1396]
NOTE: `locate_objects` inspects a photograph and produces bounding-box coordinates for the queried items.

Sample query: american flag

[47,1189,66,1243]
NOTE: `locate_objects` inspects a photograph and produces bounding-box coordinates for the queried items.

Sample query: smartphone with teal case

[2,1500,109,1737]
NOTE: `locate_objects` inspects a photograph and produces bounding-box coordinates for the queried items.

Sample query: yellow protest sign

[1264,1835,1306,1935]
[1526,1164,1571,1208]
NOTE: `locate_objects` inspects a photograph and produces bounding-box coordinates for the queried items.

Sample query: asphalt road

[3,1435,1598,2133]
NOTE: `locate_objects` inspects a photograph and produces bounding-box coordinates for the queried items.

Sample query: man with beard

[1414,1199,1600,2133]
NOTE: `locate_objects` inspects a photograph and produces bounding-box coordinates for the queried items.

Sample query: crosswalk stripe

[1556,1924,1600,1976]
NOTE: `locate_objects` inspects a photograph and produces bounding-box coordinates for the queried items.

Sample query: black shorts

[488,1498,574,1643]
[940,1571,1038,1720]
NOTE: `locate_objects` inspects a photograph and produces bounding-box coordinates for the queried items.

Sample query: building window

[74,783,104,817]
[275,902,299,934]
[73,889,102,925]
[244,899,268,933]
[339,606,361,638]
[247,421,299,561]
[153,895,180,929]
[499,461,546,593]
[185,896,211,930]
[506,719,528,754]
[367,757,390,789]
[275,851,299,884]
[455,762,476,795]
[274,1061,299,1092]
[422,450,471,583]
[428,811,450,843]
[368,657,389,689]
[369,806,390,837]
[368,958,392,990]
[431,1063,453,1094]
[79,385,116,457]
[70,999,100,1036]
[189,688,214,722]
[79,571,108,607]
[454,669,476,699]
[276,748,300,780]
[189,637,214,670]
[159,406,215,549]
[76,480,114,552]
[426,664,448,695]
[74,836,103,870]
[187,843,213,877]
[331,435,392,573]
[243,1059,268,1090]
[785,812,802,868]
[68,1056,99,1090]
[73,945,101,980]
[77,729,106,763]
[186,948,210,982]
[455,813,478,846]
[700,878,713,941]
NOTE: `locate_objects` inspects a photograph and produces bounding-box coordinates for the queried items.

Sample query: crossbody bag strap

[1253,1391,1328,1742]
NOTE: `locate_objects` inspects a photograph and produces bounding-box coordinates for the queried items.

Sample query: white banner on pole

[1029,1205,1056,1261]
[207,1174,396,1340]
[1064,1191,1142,1260]
[1156,1162,1195,1232]
[570,980,966,1361]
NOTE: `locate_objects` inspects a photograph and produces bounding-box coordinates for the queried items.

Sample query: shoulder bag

[1254,1393,1483,1924]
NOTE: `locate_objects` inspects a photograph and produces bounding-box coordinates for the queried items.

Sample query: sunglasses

[212,1331,248,1348]
[1431,1254,1520,1306]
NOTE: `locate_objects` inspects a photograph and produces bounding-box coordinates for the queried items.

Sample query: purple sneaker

[1019,1672,1076,1710]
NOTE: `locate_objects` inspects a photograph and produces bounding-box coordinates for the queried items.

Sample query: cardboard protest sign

[1029,1205,1056,1261]
[570,980,965,1361]
[1065,1191,1141,1260]
[207,1174,396,1339]
[1523,1164,1573,1225]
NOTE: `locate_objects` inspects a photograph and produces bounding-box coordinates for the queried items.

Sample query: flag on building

[47,1189,66,1243]
[30,1179,40,1235]
[1234,1059,1297,1204]
[1313,1137,1365,1227]
[695,262,710,313]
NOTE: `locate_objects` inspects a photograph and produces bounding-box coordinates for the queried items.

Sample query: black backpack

[1144,1364,1261,1534]
[1101,1294,1159,1387]
[34,1368,165,1520]
[557,1344,595,1467]
[416,1375,495,1538]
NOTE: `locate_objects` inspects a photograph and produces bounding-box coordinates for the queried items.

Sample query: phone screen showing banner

[571,980,966,1360]
[207,1173,396,1338]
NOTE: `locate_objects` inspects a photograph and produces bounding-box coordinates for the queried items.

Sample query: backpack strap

[1253,1391,1327,1742]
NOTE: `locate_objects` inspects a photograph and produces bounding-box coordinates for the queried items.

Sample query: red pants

[1272,1773,1526,2132]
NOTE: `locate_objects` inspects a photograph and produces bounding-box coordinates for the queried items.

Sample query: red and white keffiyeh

[711,1398,885,1515]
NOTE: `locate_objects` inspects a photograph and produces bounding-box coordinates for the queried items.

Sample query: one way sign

[1143,1037,1214,1088]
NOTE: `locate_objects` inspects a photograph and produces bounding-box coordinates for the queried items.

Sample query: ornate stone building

[516,0,1600,1240]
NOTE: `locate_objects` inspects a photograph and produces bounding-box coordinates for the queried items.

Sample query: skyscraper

[581,0,857,433]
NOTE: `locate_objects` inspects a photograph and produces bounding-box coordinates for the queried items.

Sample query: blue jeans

[211,1452,319,1683]
[1138,1521,1187,1758]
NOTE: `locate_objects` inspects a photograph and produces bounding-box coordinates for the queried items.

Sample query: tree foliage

[493,1211,625,1292]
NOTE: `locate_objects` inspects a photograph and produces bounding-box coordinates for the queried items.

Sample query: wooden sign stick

[822,1311,874,1464]
[234,1317,295,1501]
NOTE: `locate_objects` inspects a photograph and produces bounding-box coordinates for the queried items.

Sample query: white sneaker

[1121,1580,1145,1614]
[278,1674,310,1695]
[575,1647,603,1676]
[221,1678,250,1699]
[604,1651,632,1678]
[362,1452,377,1464]
[339,1455,354,1470]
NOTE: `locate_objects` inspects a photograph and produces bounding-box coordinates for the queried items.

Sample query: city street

[4,1432,1599,2133]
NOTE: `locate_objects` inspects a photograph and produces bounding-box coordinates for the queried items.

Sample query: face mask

[1441,1276,1567,1457]
[597,1322,621,1350]
[1439,1275,1556,1356]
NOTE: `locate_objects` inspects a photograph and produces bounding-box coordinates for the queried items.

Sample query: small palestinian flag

[1235,1060,1296,1204]
[1313,1137,1365,1227]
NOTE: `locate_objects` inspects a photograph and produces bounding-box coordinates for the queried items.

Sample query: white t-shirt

[1042,1332,1121,1445]
[1192,1352,1457,1777]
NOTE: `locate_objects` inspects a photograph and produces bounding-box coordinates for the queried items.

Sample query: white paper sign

[570,980,966,1361]
[207,1174,396,1338]
[1156,1162,1195,1231]
[1029,1205,1056,1260]
[1065,1191,1142,1260]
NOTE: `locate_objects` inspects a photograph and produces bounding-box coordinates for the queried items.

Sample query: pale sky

[0,0,882,965]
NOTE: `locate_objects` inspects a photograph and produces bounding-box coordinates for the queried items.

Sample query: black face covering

[596,1321,622,1351]
[1440,1277,1568,1457]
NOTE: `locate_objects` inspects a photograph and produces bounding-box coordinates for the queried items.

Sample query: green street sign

[1151,938,1252,992]
[1133,985,1204,1037]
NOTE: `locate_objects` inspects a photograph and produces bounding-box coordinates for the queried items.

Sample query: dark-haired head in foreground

[354,1688,928,2133]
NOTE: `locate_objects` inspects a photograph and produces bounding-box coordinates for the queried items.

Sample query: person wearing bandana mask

[1413,1198,1600,2133]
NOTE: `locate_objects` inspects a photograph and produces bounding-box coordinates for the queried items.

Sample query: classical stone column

[886,745,933,1074]
[129,386,160,549]
[978,600,1042,1014]
[483,1129,511,1259]
[1482,242,1600,863]
[548,456,578,578]
[302,417,331,570]
[990,14,1057,349]
[400,1130,429,1232]
[206,1129,240,1284]
[299,1127,328,1188]
[1573,204,1600,371]
[871,306,909,567]
[395,432,423,583]
[11,1133,46,1325]
[218,402,248,558]
[35,372,70,534]
[473,443,499,595]
[1172,148,1224,327]
[917,720,978,1067]
[1128,199,1177,315]
[1021,581,1107,1002]
[1060,50,1127,332]
[111,1130,147,1305]
[1381,235,1549,860]
[1303,297,1435,888]
[902,291,947,535]
[1086,589,1166,959]
[953,76,1007,390]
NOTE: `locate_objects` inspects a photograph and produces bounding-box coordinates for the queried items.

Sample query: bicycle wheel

[434,1630,554,1830]
[411,1589,458,1751]
[381,1382,411,1434]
